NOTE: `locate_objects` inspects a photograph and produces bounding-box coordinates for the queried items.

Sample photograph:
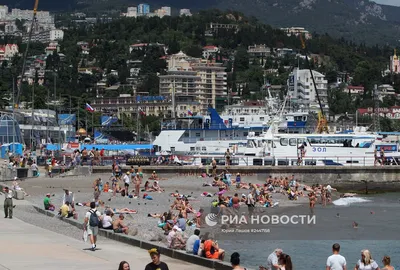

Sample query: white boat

[152,105,308,155]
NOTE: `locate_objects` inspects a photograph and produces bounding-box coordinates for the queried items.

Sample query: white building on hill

[288,68,328,114]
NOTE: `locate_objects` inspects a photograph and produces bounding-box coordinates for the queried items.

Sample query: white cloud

[373,0,400,6]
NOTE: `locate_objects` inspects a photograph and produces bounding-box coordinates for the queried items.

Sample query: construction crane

[299,34,329,134]
[15,0,39,108]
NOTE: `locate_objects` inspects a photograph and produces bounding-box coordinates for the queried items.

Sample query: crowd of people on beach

[28,159,398,270]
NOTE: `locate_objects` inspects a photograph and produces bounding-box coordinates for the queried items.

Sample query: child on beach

[235,173,241,189]
[196,209,204,228]
[103,182,110,193]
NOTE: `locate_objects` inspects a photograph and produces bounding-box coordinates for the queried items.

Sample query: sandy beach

[18,170,311,245]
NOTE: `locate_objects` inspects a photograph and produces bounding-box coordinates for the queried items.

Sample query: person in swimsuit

[321,187,327,206]
[133,173,141,197]
[111,176,118,197]
[225,149,231,168]
[212,159,217,177]
[381,255,395,270]
[232,193,240,210]
[308,192,316,213]
[113,214,129,234]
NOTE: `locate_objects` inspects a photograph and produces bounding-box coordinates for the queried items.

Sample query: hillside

[2,0,400,44]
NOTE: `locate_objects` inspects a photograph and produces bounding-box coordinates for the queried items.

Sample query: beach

[14,171,400,270]
[20,172,307,242]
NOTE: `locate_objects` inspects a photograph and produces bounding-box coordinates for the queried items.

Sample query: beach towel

[217,190,226,195]
[201,192,213,197]
[82,230,88,242]
[158,222,166,228]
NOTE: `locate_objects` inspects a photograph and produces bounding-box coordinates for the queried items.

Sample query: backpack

[89,210,99,227]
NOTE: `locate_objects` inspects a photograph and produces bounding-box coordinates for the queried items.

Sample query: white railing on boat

[181,136,248,143]
[176,154,400,167]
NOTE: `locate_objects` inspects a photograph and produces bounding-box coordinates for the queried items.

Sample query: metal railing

[181,136,248,143]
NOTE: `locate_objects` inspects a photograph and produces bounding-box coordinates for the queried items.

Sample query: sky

[372,0,400,6]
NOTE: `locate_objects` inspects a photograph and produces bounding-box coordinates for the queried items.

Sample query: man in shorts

[83,201,102,251]
[113,214,129,234]
[123,172,130,196]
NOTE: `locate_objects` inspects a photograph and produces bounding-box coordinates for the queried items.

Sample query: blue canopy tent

[80,144,153,151]
[45,144,61,151]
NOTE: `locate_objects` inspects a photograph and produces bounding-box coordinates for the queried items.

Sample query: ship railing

[184,154,400,167]
[181,136,248,143]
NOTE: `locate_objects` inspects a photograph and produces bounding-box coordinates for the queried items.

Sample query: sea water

[220,193,400,269]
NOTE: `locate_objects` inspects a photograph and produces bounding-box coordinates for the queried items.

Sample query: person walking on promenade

[326,243,347,270]
[83,201,102,251]
[355,250,379,270]
[3,186,13,219]
[145,248,169,270]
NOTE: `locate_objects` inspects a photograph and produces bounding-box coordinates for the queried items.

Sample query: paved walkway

[0,201,209,270]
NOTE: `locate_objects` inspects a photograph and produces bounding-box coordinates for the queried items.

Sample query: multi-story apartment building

[159,51,228,114]
[179,9,192,16]
[126,7,138,17]
[138,4,150,15]
[9,8,54,24]
[91,94,172,117]
[247,44,271,58]
[288,68,329,114]
[161,7,171,16]
[280,27,312,39]
[22,29,64,43]
[202,46,219,59]
[0,5,8,19]
[0,44,18,61]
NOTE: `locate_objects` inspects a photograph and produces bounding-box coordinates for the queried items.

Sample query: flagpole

[136,107,139,141]
[92,112,94,138]
[85,110,88,136]
[77,99,80,129]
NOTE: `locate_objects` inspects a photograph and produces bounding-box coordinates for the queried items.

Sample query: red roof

[6,44,18,49]
[203,45,217,49]
[348,86,364,90]
[131,43,148,47]
[357,108,368,114]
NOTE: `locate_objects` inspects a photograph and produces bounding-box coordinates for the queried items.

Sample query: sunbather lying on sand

[341,193,357,198]
[112,208,137,214]
[76,200,105,207]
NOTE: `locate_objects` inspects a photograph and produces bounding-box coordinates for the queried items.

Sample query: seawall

[91,165,400,192]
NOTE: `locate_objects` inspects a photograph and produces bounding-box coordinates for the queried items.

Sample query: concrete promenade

[0,200,209,270]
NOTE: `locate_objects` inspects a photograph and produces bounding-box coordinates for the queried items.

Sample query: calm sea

[220,192,400,270]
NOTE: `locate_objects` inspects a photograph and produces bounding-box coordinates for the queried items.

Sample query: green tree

[168,35,181,55]
[328,86,353,117]
[184,45,203,58]
[233,47,249,72]
[106,75,118,87]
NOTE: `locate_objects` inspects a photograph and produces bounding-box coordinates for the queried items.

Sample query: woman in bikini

[308,191,316,211]
[321,187,327,206]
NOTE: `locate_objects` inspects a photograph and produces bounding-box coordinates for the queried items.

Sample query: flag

[188,109,193,116]
[85,103,94,112]
[139,107,146,116]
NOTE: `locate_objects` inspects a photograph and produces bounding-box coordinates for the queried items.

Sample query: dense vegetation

[4,0,400,45]
[1,10,400,132]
